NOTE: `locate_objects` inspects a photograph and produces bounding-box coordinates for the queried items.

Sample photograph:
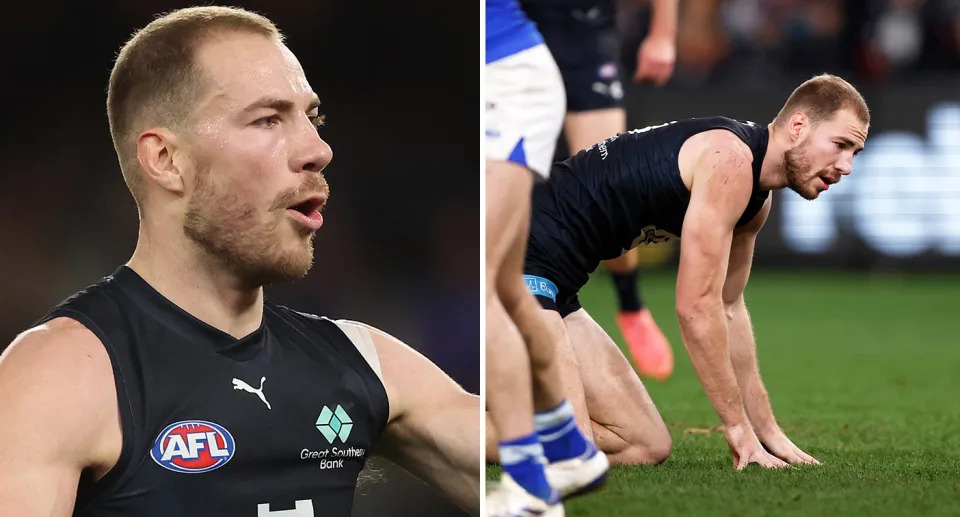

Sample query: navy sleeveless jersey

[35,266,389,517]
[526,116,770,293]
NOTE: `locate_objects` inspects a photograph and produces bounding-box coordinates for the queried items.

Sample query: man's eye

[309,113,326,129]
[255,115,281,128]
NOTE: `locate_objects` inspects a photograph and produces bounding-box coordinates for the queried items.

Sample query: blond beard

[183,168,317,288]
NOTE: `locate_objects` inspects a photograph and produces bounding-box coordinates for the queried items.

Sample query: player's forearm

[397,396,481,514]
[649,0,679,38]
[725,299,778,435]
[427,455,480,516]
[677,299,749,428]
[437,412,482,515]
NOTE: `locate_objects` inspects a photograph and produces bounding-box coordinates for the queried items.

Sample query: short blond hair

[773,74,870,129]
[106,6,283,208]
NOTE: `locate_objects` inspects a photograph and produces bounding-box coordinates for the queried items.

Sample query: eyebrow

[241,96,321,114]
[838,137,865,153]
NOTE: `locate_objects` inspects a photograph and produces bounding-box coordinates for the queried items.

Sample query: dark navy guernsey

[35,266,389,517]
[525,116,770,304]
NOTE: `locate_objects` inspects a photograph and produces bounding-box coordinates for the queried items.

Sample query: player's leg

[563,307,672,465]
[491,165,608,499]
[485,158,558,508]
[489,273,611,498]
[486,41,606,501]
[484,303,589,461]
[533,306,592,439]
[495,195,565,414]
[485,159,536,441]
[530,301,610,497]
[485,43,567,510]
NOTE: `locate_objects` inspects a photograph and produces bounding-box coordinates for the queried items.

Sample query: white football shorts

[485,43,566,179]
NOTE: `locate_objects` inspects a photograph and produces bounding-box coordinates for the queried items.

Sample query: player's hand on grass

[725,423,789,470]
[758,428,821,466]
[634,33,676,86]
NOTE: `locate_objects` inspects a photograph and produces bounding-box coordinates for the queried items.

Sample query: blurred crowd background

[606,0,960,271]
[620,0,960,87]
[0,1,475,515]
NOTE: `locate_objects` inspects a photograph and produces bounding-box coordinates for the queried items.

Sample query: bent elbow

[676,295,723,337]
[675,295,720,322]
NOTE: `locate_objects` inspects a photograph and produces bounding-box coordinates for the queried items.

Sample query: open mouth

[288,197,324,216]
[285,195,326,230]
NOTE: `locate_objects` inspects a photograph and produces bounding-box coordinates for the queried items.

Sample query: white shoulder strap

[328,318,384,383]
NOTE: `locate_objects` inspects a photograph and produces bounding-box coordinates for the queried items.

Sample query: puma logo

[232,376,271,410]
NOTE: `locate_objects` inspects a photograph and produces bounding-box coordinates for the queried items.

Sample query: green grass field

[489,269,960,516]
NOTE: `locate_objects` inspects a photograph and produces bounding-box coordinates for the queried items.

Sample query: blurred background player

[485,0,608,515]
[521,0,679,381]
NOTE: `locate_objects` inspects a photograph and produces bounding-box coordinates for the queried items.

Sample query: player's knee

[606,417,672,465]
[615,433,672,466]
[645,431,673,465]
[526,338,557,371]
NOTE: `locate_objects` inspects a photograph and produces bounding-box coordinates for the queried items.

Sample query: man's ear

[136,127,186,195]
[787,111,809,144]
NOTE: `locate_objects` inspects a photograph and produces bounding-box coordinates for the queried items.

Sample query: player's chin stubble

[183,170,315,288]
[783,139,817,200]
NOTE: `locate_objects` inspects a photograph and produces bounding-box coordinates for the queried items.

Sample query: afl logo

[150,420,235,474]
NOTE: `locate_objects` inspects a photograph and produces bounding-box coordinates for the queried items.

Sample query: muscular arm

[723,198,778,436]
[675,136,755,430]
[723,200,821,465]
[0,318,120,517]
[357,323,480,515]
[649,0,679,37]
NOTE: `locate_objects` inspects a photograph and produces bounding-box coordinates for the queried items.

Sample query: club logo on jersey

[315,405,353,444]
[150,420,236,473]
[626,225,676,251]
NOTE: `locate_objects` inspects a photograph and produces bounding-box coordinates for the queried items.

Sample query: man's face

[784,108,868,200]
[180,32,332,286]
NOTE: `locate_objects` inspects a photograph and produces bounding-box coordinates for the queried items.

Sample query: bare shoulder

[679,129,754,190]
[1,317,111,385]
[331,318,417,374]
[699,128,753,153]
[332,319,431,370]
[0,317,120,473]
[331,319,471,422]
[695,129,754,175]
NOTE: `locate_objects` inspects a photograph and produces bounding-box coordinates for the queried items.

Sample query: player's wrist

[718,408,752,431]
[723,421,758,445]
[646,28,677,43]
[752,420,782,441]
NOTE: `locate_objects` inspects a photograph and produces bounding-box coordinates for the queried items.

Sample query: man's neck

[759,123,789,191]
[127,225,264,340]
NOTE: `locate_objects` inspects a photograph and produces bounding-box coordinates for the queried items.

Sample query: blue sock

[499,433,556,503]
[535,400,590,463]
